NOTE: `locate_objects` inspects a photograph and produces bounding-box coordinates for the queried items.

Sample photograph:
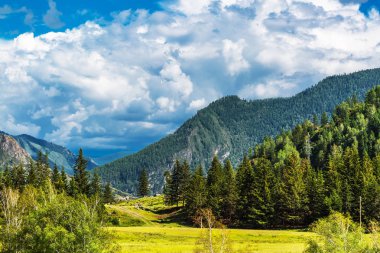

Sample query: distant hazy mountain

[11,134,97,174]
[0,133,31,169]
[96,68,380,194]
[93,151,133,166]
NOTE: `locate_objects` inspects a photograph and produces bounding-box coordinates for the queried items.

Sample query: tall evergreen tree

[321,112,329,126]
[275,152,309,226]
[60,167,68,192]
[236,155,255,226]
[138,169,149,197]
[27,159,37,187]
[250,158,275,227]
[220,160,237,223]
[103,182,114,204]
[185,166,207,217]
[90,173,102,197]
[206,156,224,218]
[51,164,61,189]
[74,148,89,196]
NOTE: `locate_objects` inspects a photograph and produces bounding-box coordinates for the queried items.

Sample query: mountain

[0,133,31,168]
[96,68,380,194]
[10,133,97,174]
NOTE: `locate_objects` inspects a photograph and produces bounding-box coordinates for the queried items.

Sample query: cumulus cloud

[1,0,380,155]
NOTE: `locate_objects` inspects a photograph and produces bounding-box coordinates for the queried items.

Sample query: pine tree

[12,164,26,190]
[103,182,114,204]
[236,155,255,226]
[27,159,37,187]
[60,167,68,192]
[74,148,89,196]
[51,164,61,189]
[307,167,327,223]
[90,173,102,197]
[36,151,51,186]
[167,160,182,206]
[220,160,237,224]
[179,161,191,206]
[325,145,344,212]
[251,158,275,227]
[275,152,309,226]
[206,156,224,218]
[321,112,329,126]
[138,169,149,197]
[185,166,207,217]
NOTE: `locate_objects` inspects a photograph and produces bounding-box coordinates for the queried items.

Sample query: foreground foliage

[0,184,117,253]
[305,213,379,253]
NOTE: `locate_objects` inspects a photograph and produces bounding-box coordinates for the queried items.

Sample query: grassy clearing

[109,226,315,253]
[106,196,316,253]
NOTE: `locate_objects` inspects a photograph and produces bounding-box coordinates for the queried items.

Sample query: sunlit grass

[105,197,316,252]
[108,226,315,253]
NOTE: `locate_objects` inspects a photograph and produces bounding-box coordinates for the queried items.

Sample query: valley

[106,196,316,253]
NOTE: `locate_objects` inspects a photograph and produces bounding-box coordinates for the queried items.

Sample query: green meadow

[106,196,316,253]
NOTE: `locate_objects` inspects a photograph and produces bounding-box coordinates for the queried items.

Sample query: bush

[304,212,367,253]
[0,185,118,253]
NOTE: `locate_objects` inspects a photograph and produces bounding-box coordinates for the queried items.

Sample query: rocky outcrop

[0,133,31,168]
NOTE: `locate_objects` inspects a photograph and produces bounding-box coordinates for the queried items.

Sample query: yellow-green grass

[109,226,316,253]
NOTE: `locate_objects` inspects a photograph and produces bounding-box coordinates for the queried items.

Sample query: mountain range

[0,132,97,174]
[95,68,380,194]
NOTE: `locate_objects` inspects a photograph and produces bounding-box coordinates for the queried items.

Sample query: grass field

[109,226,315,253]
[106,196,316,253]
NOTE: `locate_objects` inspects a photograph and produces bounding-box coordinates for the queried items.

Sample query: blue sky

[0,0,380,159]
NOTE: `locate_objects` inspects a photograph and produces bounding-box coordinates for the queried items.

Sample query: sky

[0,0,380,159]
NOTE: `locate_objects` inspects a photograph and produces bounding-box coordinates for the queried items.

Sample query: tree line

[0,148,116,253]
[0,149,114,204]
[163,86,380,228]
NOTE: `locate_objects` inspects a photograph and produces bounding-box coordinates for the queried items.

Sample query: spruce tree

[12,164,26,190]
[51,164,61,189]
[321,112,329,126]
[103,182,114,204]
[206,156,224,218]
[90,173,102,197]
[168,160,182,206]
[60,167,68,192]
[138,169,149,197]
[179,161,191,206]
[236,155,255,226]
[220,160,237,223]
[185,166,207,216]
[74,148,89,196]
[251,158,275,227]
[27,159,37,187]
[275,152,309,226]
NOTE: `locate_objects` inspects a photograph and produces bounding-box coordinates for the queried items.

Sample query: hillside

[12,134,97,174]
[0,132,97,174]
[96,68,380,193]
[0,133,31,169]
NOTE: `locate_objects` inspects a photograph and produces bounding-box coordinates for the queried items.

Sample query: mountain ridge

[0,131,97,174]
[96,68,380,194]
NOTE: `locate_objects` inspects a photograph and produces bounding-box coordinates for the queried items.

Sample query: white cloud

[223,39,250,76]
[1,0,380,153]
[0,113,40,136]
[188,98,207,111]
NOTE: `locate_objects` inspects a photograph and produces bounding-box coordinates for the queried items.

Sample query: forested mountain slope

[96,68,380,193]
[166,85,380,228]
